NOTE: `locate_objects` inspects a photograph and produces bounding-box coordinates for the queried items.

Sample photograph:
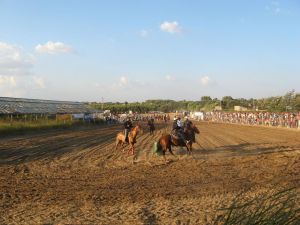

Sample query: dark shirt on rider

[124,120,133,130]
[148,119,154,127]
[172,120,181,131]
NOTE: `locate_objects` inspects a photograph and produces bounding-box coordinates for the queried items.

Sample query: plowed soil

[0,122,299,224]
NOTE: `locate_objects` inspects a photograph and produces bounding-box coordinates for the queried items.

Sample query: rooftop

[0,97,96,114]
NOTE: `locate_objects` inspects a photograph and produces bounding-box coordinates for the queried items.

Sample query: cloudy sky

[0,0,299,102]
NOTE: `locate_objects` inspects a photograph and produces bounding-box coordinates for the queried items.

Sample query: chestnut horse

[154,125,200,162]
[115,125,141,155]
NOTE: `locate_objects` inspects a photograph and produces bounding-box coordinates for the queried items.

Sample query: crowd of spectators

[104,113,170,124]
[203,111,300,129]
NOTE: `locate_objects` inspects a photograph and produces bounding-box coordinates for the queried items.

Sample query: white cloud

[32,77,46,89]
[0,42,48,96]
[139,29,149,37]
[265,1,282,14]
[111,76,129,89]
[94,77,146,95]
[0,75,17,87]
[0,42,34,77]
[275,7,281,13]
[35,41,73,54]
[165,75,175,81]
[160,21,182,34]
[200,76,210,86]
[0,75,46,97]
[120,76,128,86]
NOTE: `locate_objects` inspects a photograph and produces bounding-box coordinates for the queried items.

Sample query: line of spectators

[203,111,300,129]
[115,113,170,123]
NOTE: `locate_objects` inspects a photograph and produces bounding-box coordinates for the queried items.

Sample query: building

[234,106,248,111]
[214,106,222,111]
[0,97,97,115]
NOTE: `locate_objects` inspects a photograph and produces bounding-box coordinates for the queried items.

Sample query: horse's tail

[152,141,163,155]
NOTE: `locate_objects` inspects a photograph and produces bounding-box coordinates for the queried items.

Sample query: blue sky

[0,0,299,102]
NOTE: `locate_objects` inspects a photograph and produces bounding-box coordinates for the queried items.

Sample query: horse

[154,125,200,162]
[115,125,141,155]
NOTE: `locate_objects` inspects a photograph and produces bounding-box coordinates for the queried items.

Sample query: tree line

[89,90,300,113]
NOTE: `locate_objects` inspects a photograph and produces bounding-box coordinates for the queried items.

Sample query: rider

[124,117,133,143]
[172,116,190,145]
[172,116,178,130]
[147,117,155,133]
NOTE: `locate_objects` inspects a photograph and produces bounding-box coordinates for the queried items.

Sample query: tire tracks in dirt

[1,121,300,224]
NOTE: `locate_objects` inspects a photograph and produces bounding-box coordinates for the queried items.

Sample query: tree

[201,96,212,102]
[222,96,234,110]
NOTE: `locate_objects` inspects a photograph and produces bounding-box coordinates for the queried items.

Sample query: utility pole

[101,97,104,111]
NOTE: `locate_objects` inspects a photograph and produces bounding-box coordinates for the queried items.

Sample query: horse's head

[136,124,141,131]
[134,124,143,134]
[192,125,200,134]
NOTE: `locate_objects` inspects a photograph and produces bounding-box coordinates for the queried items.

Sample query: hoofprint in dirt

[0,122,299,224]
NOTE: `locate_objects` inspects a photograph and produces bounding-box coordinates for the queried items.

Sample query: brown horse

[154,125,200,162]
[115,125,141,155]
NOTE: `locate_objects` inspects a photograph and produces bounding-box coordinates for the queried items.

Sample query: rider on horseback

[124,117,133,143]
[172,116,190,145]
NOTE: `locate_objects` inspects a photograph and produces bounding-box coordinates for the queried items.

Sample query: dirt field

[0,122,299,224]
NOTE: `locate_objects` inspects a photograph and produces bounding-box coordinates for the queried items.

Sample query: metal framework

[0,97,95,114]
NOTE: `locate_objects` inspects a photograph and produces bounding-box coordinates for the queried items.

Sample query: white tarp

[72,113,84,119]
[191,111,204,120]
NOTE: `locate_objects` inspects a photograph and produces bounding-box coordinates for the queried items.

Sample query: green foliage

[201,96,212,102]
[89,91,300,113]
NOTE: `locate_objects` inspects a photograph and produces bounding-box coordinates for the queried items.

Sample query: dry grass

[217,187,300,225]
[0,119,104,136]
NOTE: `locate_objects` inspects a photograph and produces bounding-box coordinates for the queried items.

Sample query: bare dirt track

[0,122,300,224]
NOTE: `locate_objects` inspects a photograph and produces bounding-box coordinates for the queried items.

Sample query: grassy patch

[0,119,105,136]
[216,187,300,225]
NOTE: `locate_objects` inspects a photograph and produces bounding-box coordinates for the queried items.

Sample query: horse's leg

[128,144,132,155]
[168,145,176,158]
[162,149,168,163]
[115,139,119,150]
[115,138,121,150]
[186,145,190,155]
[187,143,193,155]
[128,143,135,156]
[121,141,128,152]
